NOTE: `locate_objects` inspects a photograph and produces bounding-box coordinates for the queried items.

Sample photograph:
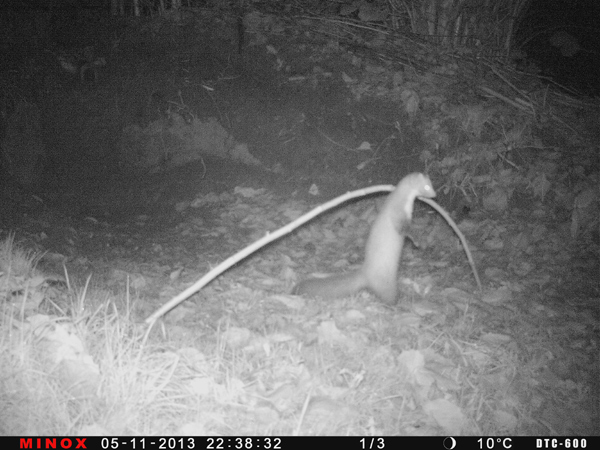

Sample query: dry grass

[1,226,596,436]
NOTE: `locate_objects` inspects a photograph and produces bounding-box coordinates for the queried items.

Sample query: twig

[145,180,483,327]
[145,184,396,325]
[419,197,482,291]
[479,85,533,114]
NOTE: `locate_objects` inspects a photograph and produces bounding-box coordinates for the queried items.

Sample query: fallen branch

[145,184,396,325]
[146,180,482,327]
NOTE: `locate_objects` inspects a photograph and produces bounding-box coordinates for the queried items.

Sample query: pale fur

[293,173,436,303]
